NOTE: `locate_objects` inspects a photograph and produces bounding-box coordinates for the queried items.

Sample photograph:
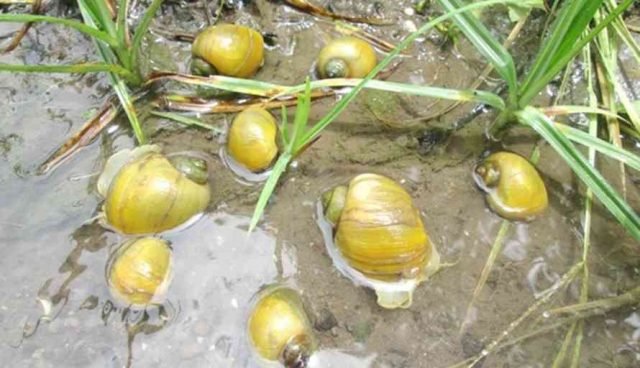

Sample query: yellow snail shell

[321,173,440,309]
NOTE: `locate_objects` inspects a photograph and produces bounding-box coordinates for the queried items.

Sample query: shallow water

[1,1,640,367]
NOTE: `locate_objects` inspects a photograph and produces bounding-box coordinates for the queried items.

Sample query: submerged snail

[247,285,317,367]
[226,107,279,173]
[473,151,548,221]
[320,173,440,309]
[191,24,264,77]
[106,237,173,307]
[316,36,377,79]
[97,145,211,235]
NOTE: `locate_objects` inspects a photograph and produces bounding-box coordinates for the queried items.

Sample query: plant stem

[0,14,119,48]
[0,63,136,81]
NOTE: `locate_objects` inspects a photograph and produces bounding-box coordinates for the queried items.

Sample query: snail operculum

[191,24,265,78]
[316,36,377,79]
[473,151,548,221]
[106,237,173,308]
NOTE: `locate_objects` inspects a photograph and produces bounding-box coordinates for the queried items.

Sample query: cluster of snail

[95,23,550,368]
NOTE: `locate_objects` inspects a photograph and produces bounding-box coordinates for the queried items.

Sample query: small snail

[226,107,279,173]
[191,24,264,77]
[320,173,440,309]
[97,145,211,235]
[316,36,377,79]
[473,151,548,221]
[247,285,317,368]
[106,237,173,307]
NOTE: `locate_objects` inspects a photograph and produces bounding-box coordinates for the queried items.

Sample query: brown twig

[2,0,43,53]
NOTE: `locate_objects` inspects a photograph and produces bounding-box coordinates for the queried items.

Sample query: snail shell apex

[227,107,279,172]
[474,151,548,221]
[316,36,377,79]
[106,237,173,307]
[192,24,264,78]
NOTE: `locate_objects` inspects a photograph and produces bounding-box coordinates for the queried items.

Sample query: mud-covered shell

[320,173,439,309]
[100,147,211,235]
[227,107,279,173]
[473,151,548,221]
[316,36,377,79]
[192,24,264,78]
[106,237,173,307]
[247,285,316,366]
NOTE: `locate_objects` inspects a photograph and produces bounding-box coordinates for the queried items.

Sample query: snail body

[227,107,279,173]
[247,285,316,367]
[97,145,211,235]
[106,237,173,307]
[473,152,548,221]
[316,36,377,79]
[191,24,264,77]
[320,173,439,309]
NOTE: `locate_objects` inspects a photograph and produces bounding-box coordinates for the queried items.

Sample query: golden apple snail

[473,151,548,221]
[97,145,211,235]
[318,173,440,309]
[316,36,377,79]
[191,24,265,78]
[106,237,173,307]
[247,285,317,367]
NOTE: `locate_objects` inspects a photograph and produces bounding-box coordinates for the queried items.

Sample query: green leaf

[130,0,164,74]
[519,0,634,105]
[150,111,223,134]
[0,62,134,79]
[555,123,640,172]
[436,0,517,103]
[517,106,640,241]
[0,13,118,47]
[249,153,292,233]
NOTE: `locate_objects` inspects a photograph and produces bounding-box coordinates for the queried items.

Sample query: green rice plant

[238,0,640,240]
[0,0,166,145]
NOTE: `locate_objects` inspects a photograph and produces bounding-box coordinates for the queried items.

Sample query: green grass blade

[517,106,640,241]
[0,62,134,79]
[555,124,640,171]
[518,0,603,104]
[117,0,131,48]
[130,0,164,73]
[150,111,223,133]
[249,153,292,232]
[291,79,312,153]
[151,74,505,109]
[79,1,146,145]
[0,13,118,47]
[436,0,517,104]
[519,0,634,105]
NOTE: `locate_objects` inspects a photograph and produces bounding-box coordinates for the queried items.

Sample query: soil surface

[1,1,640,367]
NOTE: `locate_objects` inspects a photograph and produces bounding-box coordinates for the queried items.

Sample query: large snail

[226,107,279,173]
[191,24,264,77]
[319,173,440,309]
[473,151,548,221]
[106,237,173,307]
[97,145,211,235]
[316,36,377,79]
[247,285,317,368]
